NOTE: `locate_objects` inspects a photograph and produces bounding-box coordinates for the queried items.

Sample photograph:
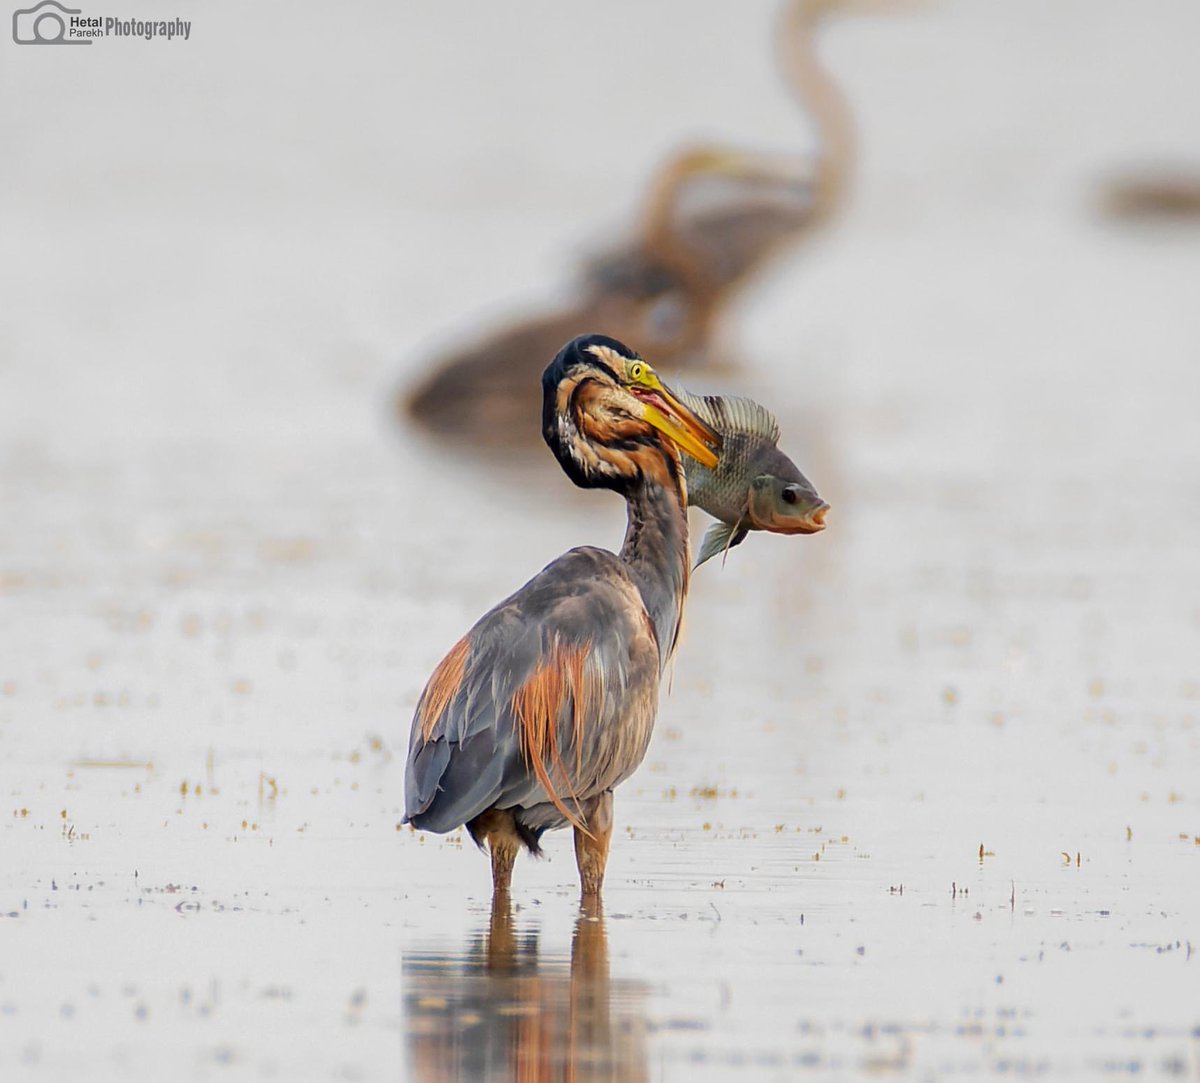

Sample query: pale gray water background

[2,1,1200,1080]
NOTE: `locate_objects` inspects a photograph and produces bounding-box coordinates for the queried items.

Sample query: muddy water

[3,1,1200,1080]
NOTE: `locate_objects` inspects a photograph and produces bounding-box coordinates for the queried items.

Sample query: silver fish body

[673,387,829,567]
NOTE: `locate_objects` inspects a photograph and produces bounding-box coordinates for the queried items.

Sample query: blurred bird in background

[401,0,879,450]
[1097,165,1200,222]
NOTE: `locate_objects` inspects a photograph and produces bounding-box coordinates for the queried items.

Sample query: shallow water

[3,1,1200,1080]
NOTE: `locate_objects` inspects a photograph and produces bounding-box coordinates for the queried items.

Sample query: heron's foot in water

[468,808,523,897]
[574,790,614,898]
[484,891,520,973]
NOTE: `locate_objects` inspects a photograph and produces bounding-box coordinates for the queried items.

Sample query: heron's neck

[620,470,690,671]
[781,0,854,224]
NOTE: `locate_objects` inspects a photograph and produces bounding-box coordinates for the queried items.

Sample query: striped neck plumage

[619,462,691,671]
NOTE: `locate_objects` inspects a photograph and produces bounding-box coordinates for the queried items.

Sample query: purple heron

[403,335,721,900]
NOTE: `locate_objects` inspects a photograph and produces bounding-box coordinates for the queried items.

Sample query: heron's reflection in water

[405,898,649,1082]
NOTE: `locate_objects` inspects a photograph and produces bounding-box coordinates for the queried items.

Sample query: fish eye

[781,487,799,505]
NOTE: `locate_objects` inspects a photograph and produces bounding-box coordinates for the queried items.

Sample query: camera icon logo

[12,0,93,44]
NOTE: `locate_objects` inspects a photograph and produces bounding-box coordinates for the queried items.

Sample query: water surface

[2,1,1200,1079]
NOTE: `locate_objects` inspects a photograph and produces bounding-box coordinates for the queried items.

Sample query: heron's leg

[467,808,523,898]
[485,891,517,973]
[573,790,614,899]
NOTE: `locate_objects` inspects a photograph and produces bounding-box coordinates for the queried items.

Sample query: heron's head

[542,334,720,492]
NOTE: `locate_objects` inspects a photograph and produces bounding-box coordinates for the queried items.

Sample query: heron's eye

[628,361,646,382]
[782,487,799,505]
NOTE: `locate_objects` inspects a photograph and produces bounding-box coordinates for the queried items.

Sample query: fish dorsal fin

[676,387,781,445]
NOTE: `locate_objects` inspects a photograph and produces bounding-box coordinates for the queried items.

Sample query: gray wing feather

[404,548,655,834]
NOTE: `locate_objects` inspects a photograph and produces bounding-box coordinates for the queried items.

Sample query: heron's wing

[404,548,658,834]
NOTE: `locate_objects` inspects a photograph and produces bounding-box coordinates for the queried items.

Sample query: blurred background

[2,2,1199,1080]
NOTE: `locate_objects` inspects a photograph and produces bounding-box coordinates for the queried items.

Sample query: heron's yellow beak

[630,370,721,468]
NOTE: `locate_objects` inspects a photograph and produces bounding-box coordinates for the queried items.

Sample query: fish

[615,360,829,567]
[676,388,829,566]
